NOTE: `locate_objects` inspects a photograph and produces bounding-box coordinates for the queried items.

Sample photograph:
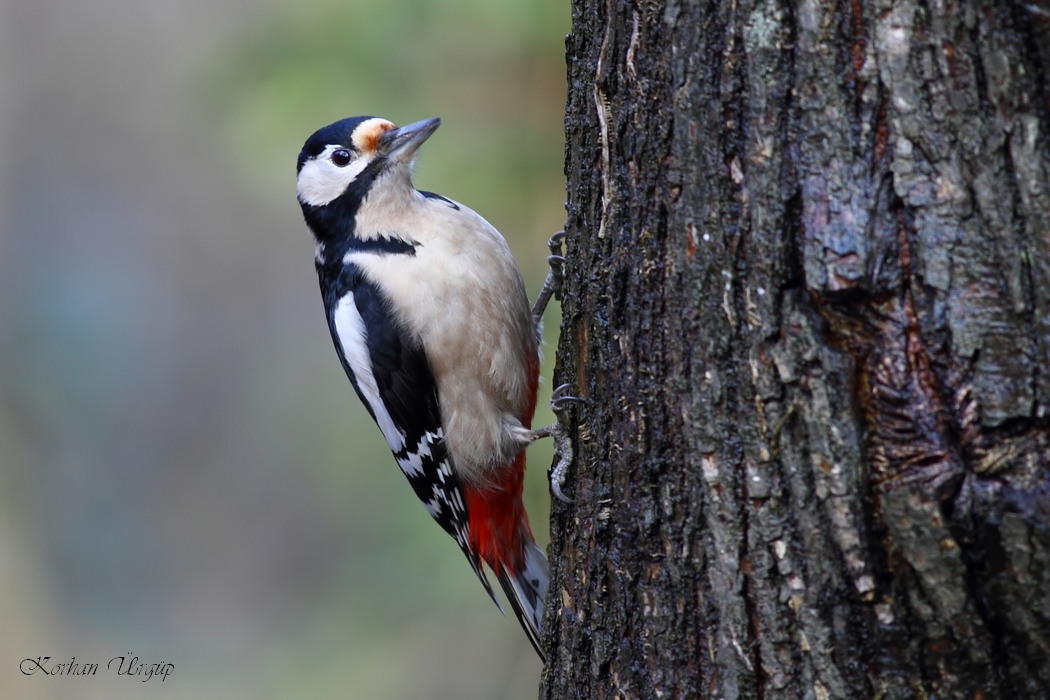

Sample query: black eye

[331,149,352,167]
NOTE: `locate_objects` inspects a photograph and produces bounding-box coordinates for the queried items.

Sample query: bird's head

[296,116,440,211]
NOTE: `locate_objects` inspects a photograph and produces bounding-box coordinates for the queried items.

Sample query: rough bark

[542,1,1050,698]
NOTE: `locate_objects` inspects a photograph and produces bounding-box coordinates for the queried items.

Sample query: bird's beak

[379,117,441,162]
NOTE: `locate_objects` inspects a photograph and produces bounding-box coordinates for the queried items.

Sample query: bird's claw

[547,230,566,255]
[546,233,566,299]
[531,231,568,328]
[546,383,580,504]
[530,234,576,502]
[550,382,580,413]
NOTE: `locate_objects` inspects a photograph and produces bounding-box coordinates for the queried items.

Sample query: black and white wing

[322,263,500,606]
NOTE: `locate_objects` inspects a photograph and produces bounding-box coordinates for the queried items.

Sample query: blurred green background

[0,0,568,698]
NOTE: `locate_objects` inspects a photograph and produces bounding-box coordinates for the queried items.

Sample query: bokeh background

[0,0,568,697]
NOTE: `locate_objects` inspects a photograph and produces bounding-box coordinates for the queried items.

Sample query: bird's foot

[525,383,581,504]
[531,231,566,329]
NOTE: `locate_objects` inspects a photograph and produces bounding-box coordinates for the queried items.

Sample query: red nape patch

[463,451,533,571]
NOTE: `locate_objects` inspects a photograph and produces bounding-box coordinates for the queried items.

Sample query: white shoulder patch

[297,145,372,207]
[332,294,406,452]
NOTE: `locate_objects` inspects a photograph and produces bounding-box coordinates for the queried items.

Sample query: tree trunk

[543,1,1050,698]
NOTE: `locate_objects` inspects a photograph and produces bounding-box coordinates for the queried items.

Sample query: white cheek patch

[332,294,406,452]
[297,146,371,207]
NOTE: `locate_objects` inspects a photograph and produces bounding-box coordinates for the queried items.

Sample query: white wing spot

[398,430,443,478]
[422,495,443,518]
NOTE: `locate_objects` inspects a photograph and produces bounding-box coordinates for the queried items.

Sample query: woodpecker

[296,116,570,659]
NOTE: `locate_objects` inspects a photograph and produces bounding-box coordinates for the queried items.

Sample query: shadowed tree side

[543,0,1050,698]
